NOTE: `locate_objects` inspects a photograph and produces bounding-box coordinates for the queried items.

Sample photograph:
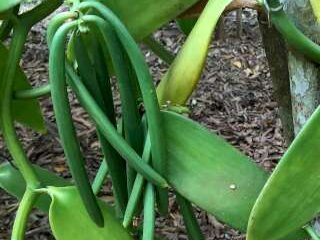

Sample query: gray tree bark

[258,12,295,144]
[283,0,320,135]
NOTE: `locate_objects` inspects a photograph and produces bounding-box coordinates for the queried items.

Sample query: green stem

[143,35,175,65]
[0,24,40,188]
[13,84,51,99]
[142,183,155,240]
[11,188,39,240]
[92,161,108,195]
[176,193,205,240]
[47,11,78,48]
[265,0,320,63]
[123,133,151,228]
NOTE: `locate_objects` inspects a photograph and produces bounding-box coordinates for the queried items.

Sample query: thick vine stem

[49,20,104,226]
[11,189,39,240]
[78,1,168,215]
[0,24,40,189]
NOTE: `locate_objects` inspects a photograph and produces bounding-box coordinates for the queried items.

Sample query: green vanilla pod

[66,62,168,188]
[74,30,128,217]
[77,3,168,214]
[83,18,143,196]
[49,20,104,227]
[47,11,78,48]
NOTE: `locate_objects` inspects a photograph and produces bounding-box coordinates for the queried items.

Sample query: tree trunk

[258,12,295,144]
[284,0,320,135]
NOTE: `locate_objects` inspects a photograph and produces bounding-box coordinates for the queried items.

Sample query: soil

[0,6,286,240]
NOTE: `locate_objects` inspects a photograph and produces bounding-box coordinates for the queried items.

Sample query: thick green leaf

[0,162,70,212]
[0,43,46,133]
[48,186,133,240]
[99,0,200,40]
[162,111,307,239]
[0,0,21,13]
[247,106,320,240]
[162,110,268,230]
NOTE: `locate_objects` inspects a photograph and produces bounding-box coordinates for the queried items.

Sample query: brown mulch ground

[0,7,286,240]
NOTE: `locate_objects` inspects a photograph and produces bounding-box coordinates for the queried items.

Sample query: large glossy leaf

[0,162,70,212]
[99,0,200,40]
[247,106,320,240]
[162,111,307,239]
[48,186,132,240]
[0,43,46,133]
[0,0,21,13]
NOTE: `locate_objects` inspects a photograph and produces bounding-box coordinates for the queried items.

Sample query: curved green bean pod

[79,16,143,195]
[265,0,320,63]
[78,2,168,214]
[74,31,128,216]
[142,183,155,240]
[47,11,78,48]
[13,84,51,99]
[92,119,123,195]
[49,20,104,227]
[65,63,168,188]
